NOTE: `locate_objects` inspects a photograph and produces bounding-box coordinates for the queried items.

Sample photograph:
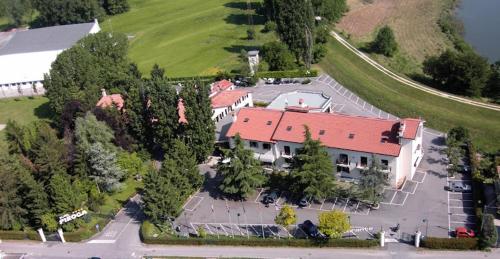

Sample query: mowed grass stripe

[103,0,271,76]
[320,39,500,152]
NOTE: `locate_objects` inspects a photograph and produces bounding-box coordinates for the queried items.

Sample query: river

[456,0,500,63]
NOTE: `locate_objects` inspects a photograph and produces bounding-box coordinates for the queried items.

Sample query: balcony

[336,159,349,167]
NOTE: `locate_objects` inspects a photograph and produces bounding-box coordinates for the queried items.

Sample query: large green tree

[261,41,297,71]
[273,0,315,68]
[48,172,82,214]
[371,25,398,57]
[218,134,265,199]
[179,81,215,162]
[32,0,104,27]
[86,142,124,192]
[291,126,335,200]
[169,139,203,190]
[1,0,31,26]
[0,151,26,230]
[100,0,129,15]
[358,156,390,205]
[423,49,491,97]
[17,170,50,228]
[486,61,500,102]
[311,0,347,23]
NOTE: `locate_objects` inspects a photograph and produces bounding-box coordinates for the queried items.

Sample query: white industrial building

[0,20,100,98]
[226,107,424,188]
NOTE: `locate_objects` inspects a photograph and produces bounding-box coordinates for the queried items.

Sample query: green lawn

[320,39,500,152]
[102,0,275,77]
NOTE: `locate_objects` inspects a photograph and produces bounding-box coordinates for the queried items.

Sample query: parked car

[447,182,472,192]
[265,78,275,84]
[299,220,322,238]
[298,196,310,207]
[263,190,279,204]
[455,227,475,238]
[273,78,282,85]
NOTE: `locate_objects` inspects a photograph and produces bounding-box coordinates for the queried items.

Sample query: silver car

[448,182,472,192]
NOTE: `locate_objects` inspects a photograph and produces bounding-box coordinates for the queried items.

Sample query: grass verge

[319,39,500,152]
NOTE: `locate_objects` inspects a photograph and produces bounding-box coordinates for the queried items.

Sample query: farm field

[320,38,500,152]
[336,0,455,74]
[101,0,275,77]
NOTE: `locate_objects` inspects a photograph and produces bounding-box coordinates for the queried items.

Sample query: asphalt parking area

[182,194,204,212]
[191,223,291,238]
[447,177,476,234]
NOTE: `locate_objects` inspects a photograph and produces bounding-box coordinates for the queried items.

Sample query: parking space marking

[343,198,349,212]
[450,221,476,225]
[254,188,264,203]
[449,199,473,202]
[449,206,474,209]
[319,199,326,210]
[331,197,337,210]
[183,196,204,211]
[392,192,409,206]
[448,179,472,182]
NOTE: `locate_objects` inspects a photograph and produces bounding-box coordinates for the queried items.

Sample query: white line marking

[184,197,204,211]
[220,224,228,236]
[449,206,474,209]
[449,199,473,202]
[332,197,337,210]
[451,213,472,217]
[389,191,397,204]
[319,199,326,210]
[450,221,476,224]
[343,198,349,212]
[393,193,409,206]
[87,240,116,244]
[205,224,214,235]
[254,188,264,203]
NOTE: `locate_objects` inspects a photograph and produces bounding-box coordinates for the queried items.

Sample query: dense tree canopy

[358,156,390,205]
[32,0,104,27]
[318,210,350,238]
[261,41,297,71]
[423,49,491,97]
[218,134,265,199]
[100,0,129,15]
[311,0,347,23]
[0,0,32,26]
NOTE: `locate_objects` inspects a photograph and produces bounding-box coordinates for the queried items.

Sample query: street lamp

[422,219,429,237]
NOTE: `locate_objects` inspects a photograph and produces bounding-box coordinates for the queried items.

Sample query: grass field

[102,0,275,77]
[337,0,455,74]
[320,39,500,152]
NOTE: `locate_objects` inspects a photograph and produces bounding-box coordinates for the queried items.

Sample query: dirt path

[330,31,500,112]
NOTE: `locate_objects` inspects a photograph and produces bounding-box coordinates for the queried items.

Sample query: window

[286,126,292,131]
[360,156,368,167]
[319,130,325,135]
[381,159,389,166]
[284,146,291,155]
[250,141,259,148]
[337,154,348,165]
[263,143,271,150]
[337,166,350,174]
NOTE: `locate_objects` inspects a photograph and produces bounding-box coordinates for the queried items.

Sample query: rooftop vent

[319,130,325,135]
[243,118,249,122]
[349,133,355,139]
[286,126,292,131]
[267,120,272,125]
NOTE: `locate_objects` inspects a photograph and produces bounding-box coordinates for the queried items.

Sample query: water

[456,0,500,63]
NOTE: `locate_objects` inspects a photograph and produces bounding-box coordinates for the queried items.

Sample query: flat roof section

[267,91,331,111]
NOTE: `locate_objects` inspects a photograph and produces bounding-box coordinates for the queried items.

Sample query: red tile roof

[177,98,188,124]
[400,118,421,139]
[96,94,124,110]
[226,108,422,157]
[211,79,234,94]
[226,108,283,143]
[211,90,249,108]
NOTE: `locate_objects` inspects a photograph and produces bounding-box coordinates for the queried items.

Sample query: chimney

[299,98,306,108]
[101,88,107,97]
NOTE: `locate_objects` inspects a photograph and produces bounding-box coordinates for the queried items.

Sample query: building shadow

[224,13,266,26]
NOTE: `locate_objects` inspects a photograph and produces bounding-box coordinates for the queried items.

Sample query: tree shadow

[224,44,261,54]
[33,100,54,120]
[431,136,446,146]
[224,13,266,26]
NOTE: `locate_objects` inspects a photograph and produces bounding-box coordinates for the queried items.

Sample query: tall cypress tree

[49,172,81,214]
[291,126,335,200]
[18,170,50,228]
[179,80,215,162]
[170,139,203,190]
[218,134,265,199]
[0,151,26,230]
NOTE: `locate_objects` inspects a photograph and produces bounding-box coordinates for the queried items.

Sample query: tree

[447,126,470,144]
[101,0,129,15]
[274,205,297,228]
[480,214,498,248]
[142,158,188,222]
[371,26,398,57]
[48,172,81,214]
[218,134,265,199]
[150,64,165,80]
[247,27,256,40]
[423,50,491,97]
[179,81,216,162]
[446,137,462,178]
[263,21,277,32]
[0,151,26,230]
[273,0,315,68]
[169,139,203,189]
[358,156,390,205]
[486,61,500,103]
[93,106,136,151]
[318,210,350,238]
[4,119,37,156]
[261,41,297,71]
[31,0,104,27]
[2,0,29,26]
[291,126,335,200]
[86,142,124,192]
[117,151,145,178]
[311,0,348,23]
[17,170,50,228]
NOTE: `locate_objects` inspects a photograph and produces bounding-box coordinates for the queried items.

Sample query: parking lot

[447,175,476,234]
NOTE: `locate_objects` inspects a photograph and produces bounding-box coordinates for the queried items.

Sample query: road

[330,31,500,112]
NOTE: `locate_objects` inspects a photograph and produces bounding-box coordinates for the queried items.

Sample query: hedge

[168,75,220,83]
[256,70,319,78]
[64,216,112,242]
[0,230,41,241]
[140,224,377,248]
[421,237,478,250]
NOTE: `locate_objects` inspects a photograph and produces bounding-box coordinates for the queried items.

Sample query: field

[101,0,275,77]
[336,0,455,73]
[319,39,500,152]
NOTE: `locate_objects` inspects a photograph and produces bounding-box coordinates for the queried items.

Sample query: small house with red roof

[211,89,253,123]
[210,79,235,97]
[226,107,424,188]
[96,89,124,111]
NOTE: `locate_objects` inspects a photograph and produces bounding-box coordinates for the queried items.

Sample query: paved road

[330,31,500,112]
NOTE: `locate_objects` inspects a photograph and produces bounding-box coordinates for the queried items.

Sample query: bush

[256,70,318,79]
[263,21,277,32]
[247,28,256,40]
[371,26,398,57]
[479,214,498,248]
[0,230,41,241]
[422,237,478,250]
[253,101,269,107]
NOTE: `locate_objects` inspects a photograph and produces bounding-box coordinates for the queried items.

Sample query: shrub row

[0,230,41,241]
[64,217,112,242]
[168,75,220,83]
[256,70,319,78]
[421,237,478,250]
[141,222,377,248]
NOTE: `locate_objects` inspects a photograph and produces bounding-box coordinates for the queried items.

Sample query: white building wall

[212,93,253,122]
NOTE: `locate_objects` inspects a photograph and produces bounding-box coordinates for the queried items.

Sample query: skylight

[286,126,292,131]
[243,118,249,122]
[267,120,272,125]
[349,133,355,139]
[319,130,325,135]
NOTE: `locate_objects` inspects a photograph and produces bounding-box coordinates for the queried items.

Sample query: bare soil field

[337,0,454,63]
